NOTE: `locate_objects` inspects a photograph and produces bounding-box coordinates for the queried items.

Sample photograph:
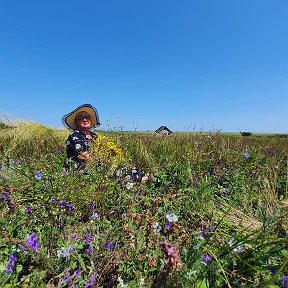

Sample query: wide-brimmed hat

[62,104,100,130]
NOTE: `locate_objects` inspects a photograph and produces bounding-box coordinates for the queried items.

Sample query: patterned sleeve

[66,131,86,161]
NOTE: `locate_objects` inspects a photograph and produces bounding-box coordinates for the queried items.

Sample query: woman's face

[75,112,92,131]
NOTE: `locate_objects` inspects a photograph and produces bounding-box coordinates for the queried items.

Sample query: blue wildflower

[107,241,114,250]
[267,266,276,275]
[243,152,250,159]
[34,171,43,180]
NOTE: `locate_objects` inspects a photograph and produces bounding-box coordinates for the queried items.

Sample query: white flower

[126,182,133,190]
[228,238,245,254]
[75,143,81,150]
[153,222,161,233]
[166,213,179,223]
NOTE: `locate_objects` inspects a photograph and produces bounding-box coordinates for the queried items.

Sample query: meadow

[0,121,287,288]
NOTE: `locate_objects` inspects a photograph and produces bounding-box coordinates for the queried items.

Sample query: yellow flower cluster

[92,134,124,165]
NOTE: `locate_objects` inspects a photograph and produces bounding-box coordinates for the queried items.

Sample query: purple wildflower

[0,163,2,171]
[43,185,49,192]
[85,247,93,254]
[25,207,32,215]
[84,233,94,244]
[5,254,17,274]
[165,222,172,230]
[71,234,78,241]
[34,171,43,180]
[243,152,250,159]
[66,203,75,215]
[26,232,41,250]
[56,146,63,153]
[84,272,97,288]
[51,197,57,204]
[106,241,114,250]
[73,267,81,279]
[2,191,14,211]
[209,168,215,176]
[64,271,72,285]
[282,275,288,287]
[91,212,101,220]
[202,253,212,265]
[58,200,66,208]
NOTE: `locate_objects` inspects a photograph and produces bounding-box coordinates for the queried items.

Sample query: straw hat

[62,104,100,130]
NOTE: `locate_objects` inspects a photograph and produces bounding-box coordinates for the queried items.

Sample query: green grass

[0,121,287,287]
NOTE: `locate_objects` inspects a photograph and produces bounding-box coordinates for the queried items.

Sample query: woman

[62,104,100,170]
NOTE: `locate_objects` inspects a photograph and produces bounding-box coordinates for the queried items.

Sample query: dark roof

[155,126,172,133]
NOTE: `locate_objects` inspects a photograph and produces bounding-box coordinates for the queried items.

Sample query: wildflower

[89,201,95,213]
[243,152,250,159]
[282,275,288,287]
[197,223,213,238]
[209,168,215,176]
[153,222,161,233]
[0,163,2,171]
[66,203,75,215]
[51,197,57,204]
[202,253,212,265]
[91,213,101,219]
[228,238,245,253]
[58,200,66,208]
[43,185,49,192]
[64,271,72,285]
[2,191,14,211]
[107,241,114,250]
[84,272,97,288]
[84,233,94,244]
[73,267,81,279]
[71,234,78,241]
[166,213,178,223]
[126,182,133,190]
[5,254,17,274]
[26,232,41,250]
[57,246,75,258]
[34,171,43,180]
[25,207,32,215]
[160,241,182,271]
[267,266,276,275]
[85,247,93,254]
[165,222,172,230]
[56,146,63,153]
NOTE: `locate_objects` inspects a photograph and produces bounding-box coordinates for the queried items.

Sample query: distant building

[155,126,173,135]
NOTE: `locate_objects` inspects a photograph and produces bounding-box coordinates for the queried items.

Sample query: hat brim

[62,104,100,130]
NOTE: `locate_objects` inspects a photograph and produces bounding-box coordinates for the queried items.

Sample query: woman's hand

[78,151,91,161]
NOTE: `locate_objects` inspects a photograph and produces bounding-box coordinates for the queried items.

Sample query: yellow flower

[92,135,124,165]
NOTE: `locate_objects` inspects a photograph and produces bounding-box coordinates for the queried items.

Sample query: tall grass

[0,122,287,287]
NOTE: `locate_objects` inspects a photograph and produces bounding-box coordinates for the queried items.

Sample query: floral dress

[65,130,97,170]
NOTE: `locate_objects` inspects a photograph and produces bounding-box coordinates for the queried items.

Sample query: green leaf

[196,278,209,288]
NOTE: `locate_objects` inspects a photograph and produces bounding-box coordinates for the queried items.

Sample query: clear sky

[0,0,287,133]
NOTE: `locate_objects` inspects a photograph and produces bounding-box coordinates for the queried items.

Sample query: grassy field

[0,121,287,287]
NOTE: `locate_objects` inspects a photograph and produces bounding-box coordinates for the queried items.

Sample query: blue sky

[0,0,287,133]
